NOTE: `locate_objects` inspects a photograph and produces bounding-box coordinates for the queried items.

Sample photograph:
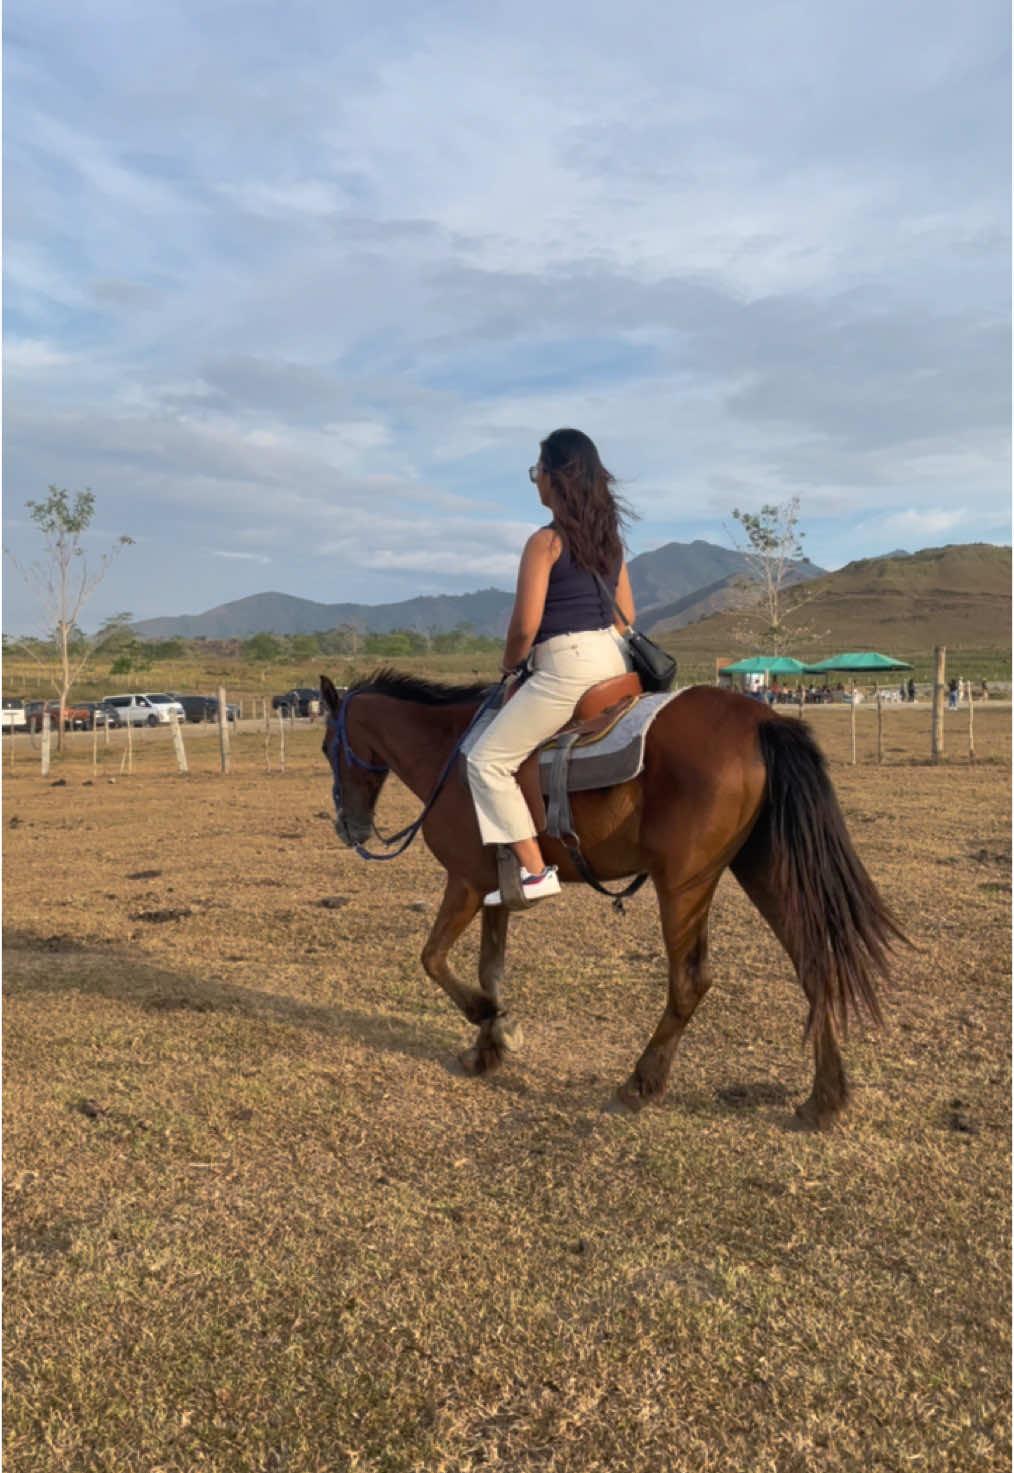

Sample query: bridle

[326,681,505,862]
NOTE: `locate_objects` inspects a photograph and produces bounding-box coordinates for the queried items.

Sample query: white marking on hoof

[490,1017,523,1053]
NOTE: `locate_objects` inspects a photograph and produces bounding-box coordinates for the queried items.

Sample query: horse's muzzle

[334,812,371,849]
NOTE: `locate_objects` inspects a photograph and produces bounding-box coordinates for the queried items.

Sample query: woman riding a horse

[466,428,636,906]
[321,434,904,1130]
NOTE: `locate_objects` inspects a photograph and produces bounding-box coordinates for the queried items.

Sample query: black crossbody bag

[594,573,677,693]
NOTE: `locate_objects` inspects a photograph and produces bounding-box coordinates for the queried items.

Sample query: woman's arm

[611,561,635,631]
[500,528,560,672]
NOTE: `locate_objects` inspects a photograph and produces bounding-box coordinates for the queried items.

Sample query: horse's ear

[320,675,342,717]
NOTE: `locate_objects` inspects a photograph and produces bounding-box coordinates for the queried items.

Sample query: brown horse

[320,671,903,1130]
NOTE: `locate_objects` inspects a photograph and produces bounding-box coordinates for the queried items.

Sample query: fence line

[9,692,1003,788]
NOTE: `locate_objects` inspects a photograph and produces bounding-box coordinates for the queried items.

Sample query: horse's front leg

[421,876,513,1075]
[474,903,522,1067]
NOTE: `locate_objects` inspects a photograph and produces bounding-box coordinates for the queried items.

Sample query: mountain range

[130,540,1011,657]
[131,540,826,640]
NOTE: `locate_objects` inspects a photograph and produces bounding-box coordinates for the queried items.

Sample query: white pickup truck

[1,698,27,730]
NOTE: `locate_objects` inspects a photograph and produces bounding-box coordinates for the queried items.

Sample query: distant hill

[656,543,1012,661]
[645,561,821,633]
[131,588,517,641]
[131,539,825,640]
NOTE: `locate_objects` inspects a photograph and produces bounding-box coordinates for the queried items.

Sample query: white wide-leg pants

[466,626,632,846]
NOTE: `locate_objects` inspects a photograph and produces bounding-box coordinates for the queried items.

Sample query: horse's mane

[358,668,492,706]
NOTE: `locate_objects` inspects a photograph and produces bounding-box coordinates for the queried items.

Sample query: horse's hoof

[605,1083,648,1115]
[791,1100,841,1133]
[457,1043,503,1078]
[458,1045,484,1076]
[490,1017,523,1053]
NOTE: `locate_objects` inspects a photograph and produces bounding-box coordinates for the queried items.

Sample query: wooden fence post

[170,710,189,774]
[92,719,99,777]
[849,680,857,765]
[931,645,946,762]
[217,687,230,775]
[126,716,134,775]
[41,713,51,777]
[263,698,271,771]
[967,682,976,762]
[278,710,286,773]
[876,688,884,764]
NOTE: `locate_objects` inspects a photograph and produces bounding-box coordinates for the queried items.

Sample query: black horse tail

[752,716,905,1043]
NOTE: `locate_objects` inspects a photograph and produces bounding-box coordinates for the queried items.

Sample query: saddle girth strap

[544,730,649,913]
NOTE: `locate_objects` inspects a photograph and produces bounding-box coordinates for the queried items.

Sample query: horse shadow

[5,932,809,1125]
[1,928,452,1065]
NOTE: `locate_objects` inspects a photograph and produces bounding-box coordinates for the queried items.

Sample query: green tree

[243,632,283,662]
[288,633,322,660]
[4,487,133,747]
[95,611,138,653]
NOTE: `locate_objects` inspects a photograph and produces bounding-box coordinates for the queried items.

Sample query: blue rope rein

[329,679,506,862]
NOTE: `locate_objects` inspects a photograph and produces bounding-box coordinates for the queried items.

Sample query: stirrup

[488,846,530,910]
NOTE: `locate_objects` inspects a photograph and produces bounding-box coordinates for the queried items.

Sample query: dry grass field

[3,699,1011,1472]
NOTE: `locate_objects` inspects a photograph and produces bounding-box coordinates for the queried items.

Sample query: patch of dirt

[2,714,1010,1472]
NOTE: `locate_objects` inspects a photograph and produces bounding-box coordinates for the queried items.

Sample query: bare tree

[727,497,824,655]
[5,487,133,748]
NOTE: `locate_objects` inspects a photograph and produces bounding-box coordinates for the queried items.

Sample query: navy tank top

[534,530,620,645]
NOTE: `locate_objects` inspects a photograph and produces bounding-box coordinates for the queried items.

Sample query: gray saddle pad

[462,689,682,792]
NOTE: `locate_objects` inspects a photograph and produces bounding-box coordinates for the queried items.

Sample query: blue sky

[3,0,1010,633]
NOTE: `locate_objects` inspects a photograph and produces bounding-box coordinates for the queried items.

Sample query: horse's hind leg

[421,875,513,1076]
[731,843,848,1131]
[613,877,717,1113]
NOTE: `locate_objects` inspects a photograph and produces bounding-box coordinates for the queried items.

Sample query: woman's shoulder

[527,525,564,558]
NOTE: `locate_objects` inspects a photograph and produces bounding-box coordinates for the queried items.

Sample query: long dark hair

[539,428,632,575]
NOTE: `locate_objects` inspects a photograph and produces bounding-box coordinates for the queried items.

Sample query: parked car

[22,700,105,731]
[23,700,47,732]
[1,698,27,730]
[24,701,65,732]
[272,687,321,717]
[174,694,239,723]
[58,700,111,730]
[75,701,118,729]
[100,692,186,726]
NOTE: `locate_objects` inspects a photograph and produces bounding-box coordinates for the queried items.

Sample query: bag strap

[593,570,634,633]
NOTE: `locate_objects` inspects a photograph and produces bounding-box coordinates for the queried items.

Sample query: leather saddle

[514,671,643,835]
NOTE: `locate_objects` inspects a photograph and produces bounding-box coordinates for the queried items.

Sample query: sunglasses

[528,464,541,483]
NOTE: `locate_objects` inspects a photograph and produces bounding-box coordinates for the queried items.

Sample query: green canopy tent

[801,652,914,766]
[802,652,912,674]
[721,656,808,676]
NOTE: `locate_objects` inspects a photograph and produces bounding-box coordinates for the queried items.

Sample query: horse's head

[320,674,389,850]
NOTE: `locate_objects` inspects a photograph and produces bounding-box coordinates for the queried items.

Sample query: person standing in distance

[467,428,635,906]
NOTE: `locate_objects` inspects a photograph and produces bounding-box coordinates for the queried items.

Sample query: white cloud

[1,0,1008,632]
[875,508,969,538]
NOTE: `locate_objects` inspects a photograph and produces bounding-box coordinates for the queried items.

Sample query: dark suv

[174,694,239,723]
[272,687,320,717]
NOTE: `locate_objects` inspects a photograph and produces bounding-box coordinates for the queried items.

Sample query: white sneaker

[483,864,561,907]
